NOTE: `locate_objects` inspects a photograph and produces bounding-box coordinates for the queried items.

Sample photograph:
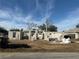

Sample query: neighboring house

[8,29,23,40]
[64,28,79,39]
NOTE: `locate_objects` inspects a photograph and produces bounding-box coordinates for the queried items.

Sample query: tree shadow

[7,44,31,49]
[0,37,8,49]
[0,43,31,49]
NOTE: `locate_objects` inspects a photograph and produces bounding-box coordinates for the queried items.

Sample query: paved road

[0,53,79,59]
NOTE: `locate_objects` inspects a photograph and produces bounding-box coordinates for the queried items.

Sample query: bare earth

[0,40,79,52]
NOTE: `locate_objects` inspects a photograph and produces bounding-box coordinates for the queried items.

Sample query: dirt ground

[0,40,79,52]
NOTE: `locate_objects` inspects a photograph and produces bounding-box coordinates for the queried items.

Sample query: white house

[8,28,79,44]
[8,29,23,40]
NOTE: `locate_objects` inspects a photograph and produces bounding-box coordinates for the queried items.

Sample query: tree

[38,19,57,32]
[0,27,8,48]
[38,24,46,30]
[76,24,79,28]
[47,25,57,32]
[38,24,57,32]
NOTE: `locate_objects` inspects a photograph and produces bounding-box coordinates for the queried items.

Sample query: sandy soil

[0,40,79,52]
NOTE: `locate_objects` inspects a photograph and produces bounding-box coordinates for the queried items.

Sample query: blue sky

[0,0,79,31]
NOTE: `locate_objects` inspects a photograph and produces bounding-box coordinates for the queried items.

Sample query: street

[0,53,79,59]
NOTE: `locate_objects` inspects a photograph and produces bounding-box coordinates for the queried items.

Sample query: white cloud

[0,8,29,30]
[0,21,27,30]
[0,21,15,30]
[0,8,45,30]
[35,0,55,20]
[55,8,79,31]
[1,7,79,32]
[0,9,11,20]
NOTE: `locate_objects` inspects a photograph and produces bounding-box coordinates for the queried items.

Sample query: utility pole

[28,22,31,40]
[45,19,48,41]
[45,19,48,32]
[27,19,32,40]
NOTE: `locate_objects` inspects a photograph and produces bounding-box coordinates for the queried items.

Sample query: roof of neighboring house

[65,28,79,33]
[10,29,20,31]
